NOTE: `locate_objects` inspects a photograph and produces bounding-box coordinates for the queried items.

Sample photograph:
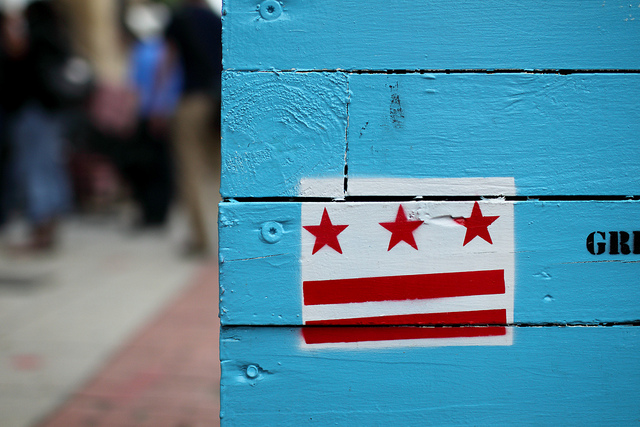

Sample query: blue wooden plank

[221,72,640,197]
[219,200,640,326]
[219,202,302,324]
[346,73,640,196]
[220,325,640,425]
[223,0,640,71]
[221,71,348,198]
[515,200,640,324]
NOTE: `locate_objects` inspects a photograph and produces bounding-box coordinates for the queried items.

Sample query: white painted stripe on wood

[298,177,344,198]
[300,329,514,350]
[303,294,510,323]
[347,177,516,197]
[298,177,516,197]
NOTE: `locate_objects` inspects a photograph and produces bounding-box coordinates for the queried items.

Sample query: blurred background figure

[0,0,223,425]
[0,9,20,228]
[1,0,222,253]
[163,0,221,255]
[0,0,91,252]
[121,2,182,228]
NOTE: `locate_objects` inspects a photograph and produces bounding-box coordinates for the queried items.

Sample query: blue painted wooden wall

[220,1,640,425]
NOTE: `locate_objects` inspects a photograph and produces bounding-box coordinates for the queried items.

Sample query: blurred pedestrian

[124,2,182,228]
[0,10,17,228]
[0,1,90,251]
[163,0,221,255]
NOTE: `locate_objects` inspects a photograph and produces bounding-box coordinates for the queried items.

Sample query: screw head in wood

[261,221,284,243]
[259,0,282,20]
[246,365,259,379]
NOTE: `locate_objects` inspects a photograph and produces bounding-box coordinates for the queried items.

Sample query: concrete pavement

[0,205,220,427]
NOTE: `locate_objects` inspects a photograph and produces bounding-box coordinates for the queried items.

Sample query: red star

[454,202,500,246]
[379,205,424,251]
[303,208,348,254]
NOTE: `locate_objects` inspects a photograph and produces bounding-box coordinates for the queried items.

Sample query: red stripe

[303,270,505,306]
[305,309,507,326]
[302,326,507,345]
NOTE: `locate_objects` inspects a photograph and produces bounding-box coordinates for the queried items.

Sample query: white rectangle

[300,198,516,348]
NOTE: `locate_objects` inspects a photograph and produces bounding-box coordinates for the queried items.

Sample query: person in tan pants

[164,0,221,255]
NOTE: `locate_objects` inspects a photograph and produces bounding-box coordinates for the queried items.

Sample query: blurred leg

[173,94,213,254]
[9,103,71,249]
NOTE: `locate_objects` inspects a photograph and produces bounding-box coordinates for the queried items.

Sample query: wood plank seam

[219,321,613,330]
[224,69,640,74]
[343,77,350,196]
[225,196,640,202]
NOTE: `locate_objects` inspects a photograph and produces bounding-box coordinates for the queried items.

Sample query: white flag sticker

[300,200,515,349]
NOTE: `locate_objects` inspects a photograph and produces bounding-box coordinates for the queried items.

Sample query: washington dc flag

[300,199,515,348]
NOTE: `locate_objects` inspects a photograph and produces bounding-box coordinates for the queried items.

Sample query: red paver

[38,261,220,427]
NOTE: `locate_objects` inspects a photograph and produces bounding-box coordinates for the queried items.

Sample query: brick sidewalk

[37,261,220,427]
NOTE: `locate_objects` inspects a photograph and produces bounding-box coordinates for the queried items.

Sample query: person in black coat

[0,1,79,251]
